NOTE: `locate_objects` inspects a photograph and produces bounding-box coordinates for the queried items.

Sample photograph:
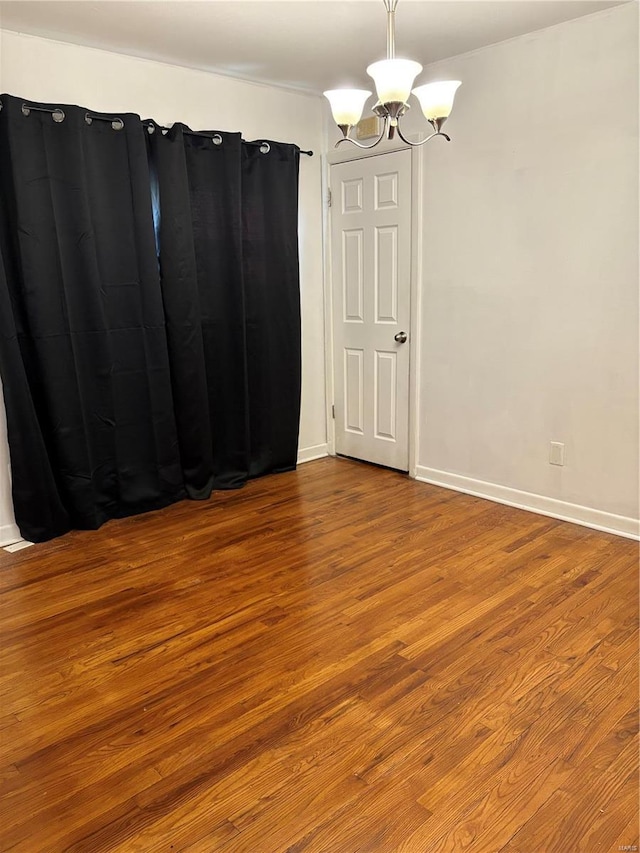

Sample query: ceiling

[0,0,629,95]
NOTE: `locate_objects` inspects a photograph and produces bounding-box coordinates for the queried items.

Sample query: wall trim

[0,522,21,548]
[321,110,336,458]
[415,466,640,541]
[297,444,329,464]
[407,135,425,479]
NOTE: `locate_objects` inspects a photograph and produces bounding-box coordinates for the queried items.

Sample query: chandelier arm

[335,120,389,149]
[396,123,451,146]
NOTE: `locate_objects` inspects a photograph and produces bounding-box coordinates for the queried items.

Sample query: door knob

[394,331,407,344]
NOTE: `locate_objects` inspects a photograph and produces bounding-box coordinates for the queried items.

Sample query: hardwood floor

[0,456,637,853]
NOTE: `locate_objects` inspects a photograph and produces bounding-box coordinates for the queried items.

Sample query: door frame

[322,132,425,478]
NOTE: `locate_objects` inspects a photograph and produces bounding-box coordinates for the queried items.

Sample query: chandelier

[324,0,461,149]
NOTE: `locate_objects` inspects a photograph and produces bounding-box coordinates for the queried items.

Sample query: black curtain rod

[142,120,313,156]
[142,120,224,145]
[20,103,125,130]
[16,103,313,156]
[20,103,66,123]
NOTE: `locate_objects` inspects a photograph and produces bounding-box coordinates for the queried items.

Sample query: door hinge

[327,188,332,208]
[332,404,335,419]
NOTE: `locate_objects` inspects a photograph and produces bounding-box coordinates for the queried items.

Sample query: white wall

[414,4,639,535]
[325,4,639,537]
[0,30,328,542]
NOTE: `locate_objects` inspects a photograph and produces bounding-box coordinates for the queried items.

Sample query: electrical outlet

[549,441,565,466]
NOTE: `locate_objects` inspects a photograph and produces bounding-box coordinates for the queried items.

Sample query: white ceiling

[0,0,629,95]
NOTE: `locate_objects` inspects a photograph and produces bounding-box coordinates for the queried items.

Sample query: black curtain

[242,140,301,478]
[148,124,248,496]
[0,95,302,542]
[148,124,301,494]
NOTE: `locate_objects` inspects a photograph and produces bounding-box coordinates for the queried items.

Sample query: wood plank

[0,457,637,852]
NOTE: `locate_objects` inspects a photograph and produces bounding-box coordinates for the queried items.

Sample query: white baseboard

[3,539,33,553]
[415,466,640,541]
[0,522,22,548]
[297,444,329,464]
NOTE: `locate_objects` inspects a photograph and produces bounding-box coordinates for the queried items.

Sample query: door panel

[331,149,411,471]
[375,225,398,323]
[344,348,364,434]
[343,230,364,322]
[374,351,397,441]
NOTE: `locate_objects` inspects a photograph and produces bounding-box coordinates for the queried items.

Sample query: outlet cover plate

[549,441,565,466]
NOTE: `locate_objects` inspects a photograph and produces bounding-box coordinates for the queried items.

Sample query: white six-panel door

[330,149,412,471]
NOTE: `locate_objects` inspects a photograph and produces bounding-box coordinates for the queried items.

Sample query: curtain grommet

[259,142,271,154]
[212,134,222,146]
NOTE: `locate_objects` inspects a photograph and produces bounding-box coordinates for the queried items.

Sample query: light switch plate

[356,115,380,140]
[549,441,565,466]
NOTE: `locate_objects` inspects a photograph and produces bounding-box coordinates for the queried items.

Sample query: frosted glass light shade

[323,89,372,126]
[412,80,462,120]
[366,59,422,104]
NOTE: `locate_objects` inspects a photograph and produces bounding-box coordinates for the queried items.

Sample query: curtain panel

[0,94,302,542]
